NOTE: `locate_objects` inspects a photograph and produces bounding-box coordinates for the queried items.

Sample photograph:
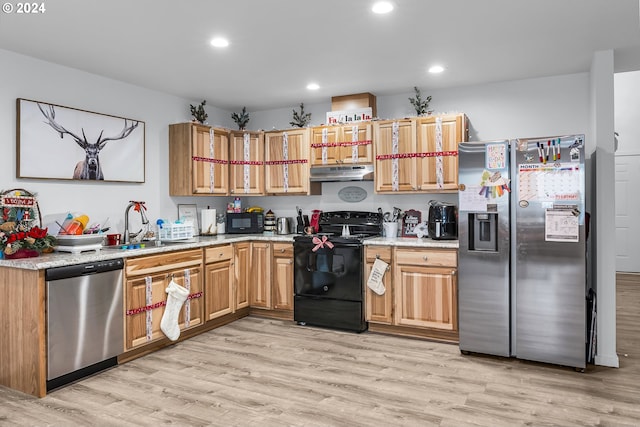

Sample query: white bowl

[55,234,105,246]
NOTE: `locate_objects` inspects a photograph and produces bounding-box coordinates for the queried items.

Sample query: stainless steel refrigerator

[457,135,587,369]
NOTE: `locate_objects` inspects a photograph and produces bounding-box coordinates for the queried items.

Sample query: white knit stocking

[160,279,189,341]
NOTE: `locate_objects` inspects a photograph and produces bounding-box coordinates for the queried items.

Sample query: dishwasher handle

[45,258,124,281]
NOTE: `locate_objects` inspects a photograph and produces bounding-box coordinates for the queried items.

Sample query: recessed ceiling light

[372,1,394,14]
[210,37,229,48]
[428,65,445,74]
[307,83,320,90]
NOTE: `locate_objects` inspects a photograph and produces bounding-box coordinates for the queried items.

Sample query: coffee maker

[427,200,458,240]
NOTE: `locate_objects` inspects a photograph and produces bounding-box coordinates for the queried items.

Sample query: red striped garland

[375,150,458,160]
[126,291,203,316]
[229,160,264,165]
[192,156,228,164]
[310,140,372,148]
[264,159,308,165]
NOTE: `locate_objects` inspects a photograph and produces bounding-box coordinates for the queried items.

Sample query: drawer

[204,244,234,263]
[395,248,457,267]
[272,243,293,257]
[125,249,202,277]
[365,246,392,263]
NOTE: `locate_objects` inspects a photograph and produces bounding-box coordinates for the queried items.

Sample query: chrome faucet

[124,200,149,244]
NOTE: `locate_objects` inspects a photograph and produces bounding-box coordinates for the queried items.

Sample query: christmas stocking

[160,279,189,341]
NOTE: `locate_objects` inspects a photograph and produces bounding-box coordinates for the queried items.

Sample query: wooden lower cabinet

[366,246,458,341]
[249,242,294,314]
[249,242,272,308]
[124,250,203,350]
[204,244,234,320]
[393,248,457,332]
[234,242,251,310]
[272,242,294,311]
[365,246,393,324]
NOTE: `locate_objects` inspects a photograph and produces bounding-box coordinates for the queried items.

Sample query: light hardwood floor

[1,275,639,427]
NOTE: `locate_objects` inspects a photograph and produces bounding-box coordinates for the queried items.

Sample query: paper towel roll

[201,209,217,235]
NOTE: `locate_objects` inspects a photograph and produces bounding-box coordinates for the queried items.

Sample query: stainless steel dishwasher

[46,258,124,391]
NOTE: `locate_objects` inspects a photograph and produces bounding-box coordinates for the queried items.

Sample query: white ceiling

[1,0,640,112]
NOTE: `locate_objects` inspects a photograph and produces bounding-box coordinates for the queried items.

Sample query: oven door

[293,239,363,301]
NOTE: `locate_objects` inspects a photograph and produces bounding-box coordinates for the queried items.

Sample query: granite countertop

[365,236,459,249]
[0,233,459,270]
[0,234,296,270]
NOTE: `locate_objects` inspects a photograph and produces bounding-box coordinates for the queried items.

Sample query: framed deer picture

[16,98,145,182]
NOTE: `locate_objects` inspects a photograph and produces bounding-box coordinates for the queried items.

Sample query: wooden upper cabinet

[264,128,317,195]
[310,123,373,166]
[415,113,467,192]
[373,119,418,193]
[169,123,229,196]
[229,130,265,195]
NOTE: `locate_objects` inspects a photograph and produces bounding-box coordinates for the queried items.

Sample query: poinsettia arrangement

[0,222,56,256]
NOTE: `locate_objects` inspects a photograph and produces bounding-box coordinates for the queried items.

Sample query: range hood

[309,164,374,182]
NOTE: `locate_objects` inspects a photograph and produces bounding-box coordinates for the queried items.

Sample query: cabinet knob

[423,255,428,261]
[288,260,293,264]
[280,249,285,253]
[219,252,224,257]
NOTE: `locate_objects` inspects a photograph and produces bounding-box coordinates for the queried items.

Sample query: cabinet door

[310,126,340,165]
[416,114,467,191]
[340,123,373,164]
[169,123,228,196]
[374,119,418,193]
[265,128,310,194]
[234,242,251,310]
[249,242,272,309]
[365,246,393,324]
[229,131,265,195]
[393,264,457,331]
[205,260,233,320]
[272,243,294,311]
[125,267,203,350]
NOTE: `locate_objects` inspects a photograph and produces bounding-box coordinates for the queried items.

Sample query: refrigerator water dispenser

[469,213,498,252]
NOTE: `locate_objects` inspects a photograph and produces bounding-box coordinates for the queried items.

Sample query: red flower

[27,226,48,239]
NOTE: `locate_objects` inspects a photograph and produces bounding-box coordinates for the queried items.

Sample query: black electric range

[293,211,382,332]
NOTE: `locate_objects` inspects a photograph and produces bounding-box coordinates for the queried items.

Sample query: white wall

[0,48,231,234]
[247,73,590,222]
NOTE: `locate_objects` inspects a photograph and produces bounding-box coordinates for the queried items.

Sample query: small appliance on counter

[226,212,264,234]
[427,200,458,240]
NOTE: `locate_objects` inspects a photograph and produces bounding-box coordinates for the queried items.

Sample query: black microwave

[226,212,264,234]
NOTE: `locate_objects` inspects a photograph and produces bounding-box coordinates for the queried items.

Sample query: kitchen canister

[264,210,276,234]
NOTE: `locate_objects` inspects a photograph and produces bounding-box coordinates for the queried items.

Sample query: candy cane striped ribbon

[145,276,153,341]
[352,125,358,163]
[209,128,215,192]
[184,269,191,327]
[321,128,328,165]
[243,133,250,193]
[283,132,289,192]
[392,122,399,191]
[435,117,443,189]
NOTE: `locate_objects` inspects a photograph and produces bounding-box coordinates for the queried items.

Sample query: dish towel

[367,258,388,295]
[160,279,189,341]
